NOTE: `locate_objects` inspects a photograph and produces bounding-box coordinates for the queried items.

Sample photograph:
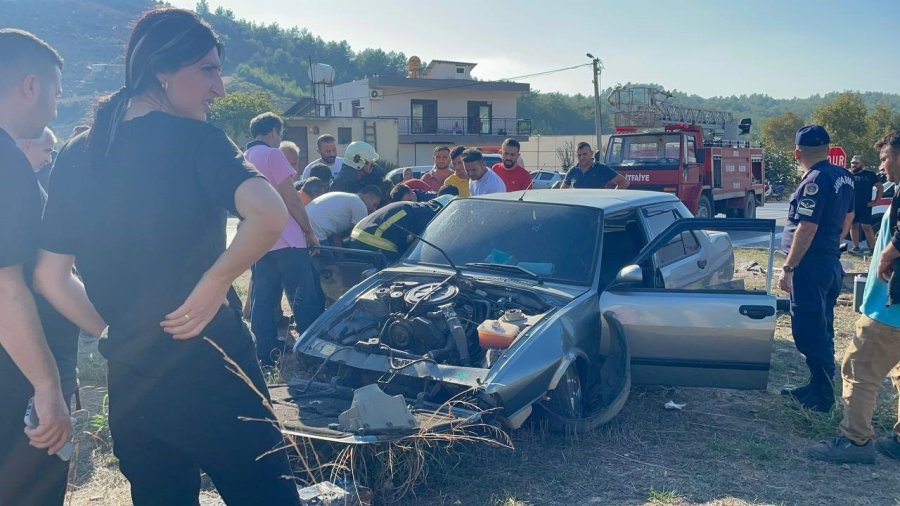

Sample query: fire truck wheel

[741,195,756,219]
[696,194,713,218]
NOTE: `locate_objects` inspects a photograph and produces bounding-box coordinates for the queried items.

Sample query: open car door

[599,218,777,390]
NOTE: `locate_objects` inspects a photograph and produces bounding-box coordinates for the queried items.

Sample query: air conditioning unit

[369,88,384,100]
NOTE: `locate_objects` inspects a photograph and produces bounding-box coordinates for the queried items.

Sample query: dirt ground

[64,251,900,506]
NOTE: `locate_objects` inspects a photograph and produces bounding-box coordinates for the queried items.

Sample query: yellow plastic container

[478,319,521,349]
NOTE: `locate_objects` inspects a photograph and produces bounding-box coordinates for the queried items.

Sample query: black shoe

[780,383,813,401]
[798,386,834,413]
[875,434,900,460]
[808,436,876,464]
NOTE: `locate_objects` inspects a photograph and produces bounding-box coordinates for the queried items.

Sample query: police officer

[779,125,855,412]
[349,195,454,263]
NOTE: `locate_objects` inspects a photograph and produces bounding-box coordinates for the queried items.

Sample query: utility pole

[587,53,602,154]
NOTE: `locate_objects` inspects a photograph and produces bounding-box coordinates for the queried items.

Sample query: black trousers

[790,256,843,380]
[105,323,300,506]
[0,360,69,506]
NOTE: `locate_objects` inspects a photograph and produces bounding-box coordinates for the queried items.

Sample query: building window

[410,99,438,134]
[338,127,353,145]
[456,67,464,74]
[338,102,342,112]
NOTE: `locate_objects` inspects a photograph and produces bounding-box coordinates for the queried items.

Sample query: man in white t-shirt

[301,134,344,179]
[463,148,506,196]
[305,186,382,246]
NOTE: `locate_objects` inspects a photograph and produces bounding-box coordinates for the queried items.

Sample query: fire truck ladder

[607,85,734,130]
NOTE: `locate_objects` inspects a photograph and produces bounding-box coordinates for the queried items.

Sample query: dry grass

[66,259,900,505]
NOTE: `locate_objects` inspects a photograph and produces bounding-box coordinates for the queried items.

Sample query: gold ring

[184,313,192,321]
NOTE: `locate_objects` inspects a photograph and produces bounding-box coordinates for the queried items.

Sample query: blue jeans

[250,247,323,365]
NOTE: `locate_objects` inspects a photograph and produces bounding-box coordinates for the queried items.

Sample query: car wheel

[539,313,631,433]
[696,194,714,218]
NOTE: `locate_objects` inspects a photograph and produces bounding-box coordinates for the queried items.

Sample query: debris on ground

[741,261,767,274]
[664,400,686,411]
[338,384,418,433]
[297,479,372,506]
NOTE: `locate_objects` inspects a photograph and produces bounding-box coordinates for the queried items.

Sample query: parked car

[280,190,777,443]
[531,170,565,189]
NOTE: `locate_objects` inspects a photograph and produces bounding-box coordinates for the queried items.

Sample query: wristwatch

[783,265,795,273]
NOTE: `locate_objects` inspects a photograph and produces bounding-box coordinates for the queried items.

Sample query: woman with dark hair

[34,8,301,505]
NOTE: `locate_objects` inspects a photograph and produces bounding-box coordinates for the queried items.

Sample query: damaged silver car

[278,190,778,442]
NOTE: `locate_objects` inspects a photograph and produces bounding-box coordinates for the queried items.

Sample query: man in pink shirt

[492,138,533,192]
[244,113,323,366]
[420,146,453,191]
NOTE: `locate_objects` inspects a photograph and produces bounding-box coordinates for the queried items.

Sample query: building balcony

[391,116,532,143]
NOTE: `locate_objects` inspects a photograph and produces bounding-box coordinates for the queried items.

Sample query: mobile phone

[24,397,74,462]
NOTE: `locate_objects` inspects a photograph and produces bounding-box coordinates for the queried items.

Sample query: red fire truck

[603,86,765,218]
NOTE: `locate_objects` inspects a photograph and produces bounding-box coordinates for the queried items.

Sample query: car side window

[643,205,698,267]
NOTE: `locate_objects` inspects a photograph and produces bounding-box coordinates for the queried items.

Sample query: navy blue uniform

[564,162,620,189]
[781,160,855,379]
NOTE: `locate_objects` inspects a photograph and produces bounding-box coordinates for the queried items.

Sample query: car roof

[470,189,679,212]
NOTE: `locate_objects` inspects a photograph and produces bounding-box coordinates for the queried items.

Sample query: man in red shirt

[420,146,453,191]
[492,138,532,192]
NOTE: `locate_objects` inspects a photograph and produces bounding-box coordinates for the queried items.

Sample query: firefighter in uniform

[350,195,454,263]
[779,125,855,412]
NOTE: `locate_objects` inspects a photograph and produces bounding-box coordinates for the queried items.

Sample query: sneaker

[808,436,876,464]
[875,434,900,460]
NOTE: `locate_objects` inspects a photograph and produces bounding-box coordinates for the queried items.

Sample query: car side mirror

[695,150,706,164]
[614,264,643,285]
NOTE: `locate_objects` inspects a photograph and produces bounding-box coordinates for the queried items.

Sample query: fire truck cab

[603,86,765,218]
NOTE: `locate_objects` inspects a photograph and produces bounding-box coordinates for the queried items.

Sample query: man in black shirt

[332,141,386,194]
[849,155,884,254]
[562,141,629,189]
[0,29,73,506]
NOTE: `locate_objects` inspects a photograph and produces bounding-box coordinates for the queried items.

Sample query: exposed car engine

[320,277,554,368]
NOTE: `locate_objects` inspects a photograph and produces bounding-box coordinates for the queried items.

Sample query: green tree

[208,92,277,145]
[761,111,805,153]
[810,92,869,166]
[764,148,799,185]
[867,101,900,152]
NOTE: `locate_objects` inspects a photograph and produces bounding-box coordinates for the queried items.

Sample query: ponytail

[87,86,131,168]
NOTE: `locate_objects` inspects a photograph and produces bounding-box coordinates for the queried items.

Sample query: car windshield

[404,199,601,285]
[606,134,682,167]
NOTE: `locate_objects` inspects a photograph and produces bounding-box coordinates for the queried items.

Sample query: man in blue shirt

[808,130,900,464]
[562,142,629,189]
[779,125,855,413]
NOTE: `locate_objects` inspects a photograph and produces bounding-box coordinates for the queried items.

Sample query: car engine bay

[318,275,560,369]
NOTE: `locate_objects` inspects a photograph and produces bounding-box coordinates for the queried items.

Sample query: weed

[647,487,682,504]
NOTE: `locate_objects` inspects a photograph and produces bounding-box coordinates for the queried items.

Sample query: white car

[531,170,565,189]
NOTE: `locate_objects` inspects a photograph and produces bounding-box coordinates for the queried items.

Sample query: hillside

[5,0,900,137]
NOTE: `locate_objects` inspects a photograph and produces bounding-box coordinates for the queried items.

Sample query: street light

[586,53,602,155]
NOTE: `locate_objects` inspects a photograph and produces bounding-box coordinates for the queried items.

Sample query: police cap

[795,125,830,147]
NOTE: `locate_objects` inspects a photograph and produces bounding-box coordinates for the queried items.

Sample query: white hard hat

[344,141,379,170]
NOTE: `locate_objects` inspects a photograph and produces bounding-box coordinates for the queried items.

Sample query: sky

[167,0,900,99]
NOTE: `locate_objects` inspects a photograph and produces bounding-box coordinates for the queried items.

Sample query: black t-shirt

[0,128,79,396]
[331,163,386,194]
[41,112,260,376]
[851,169,880,210]
[564,162,620,189]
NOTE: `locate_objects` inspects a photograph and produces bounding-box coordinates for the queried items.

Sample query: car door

[599,218,777,390]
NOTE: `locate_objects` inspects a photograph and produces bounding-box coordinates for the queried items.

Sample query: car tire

[696,194,714,218]
[539,312,631,433]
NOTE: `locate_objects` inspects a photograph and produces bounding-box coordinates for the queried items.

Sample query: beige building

[329,58,531,167]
